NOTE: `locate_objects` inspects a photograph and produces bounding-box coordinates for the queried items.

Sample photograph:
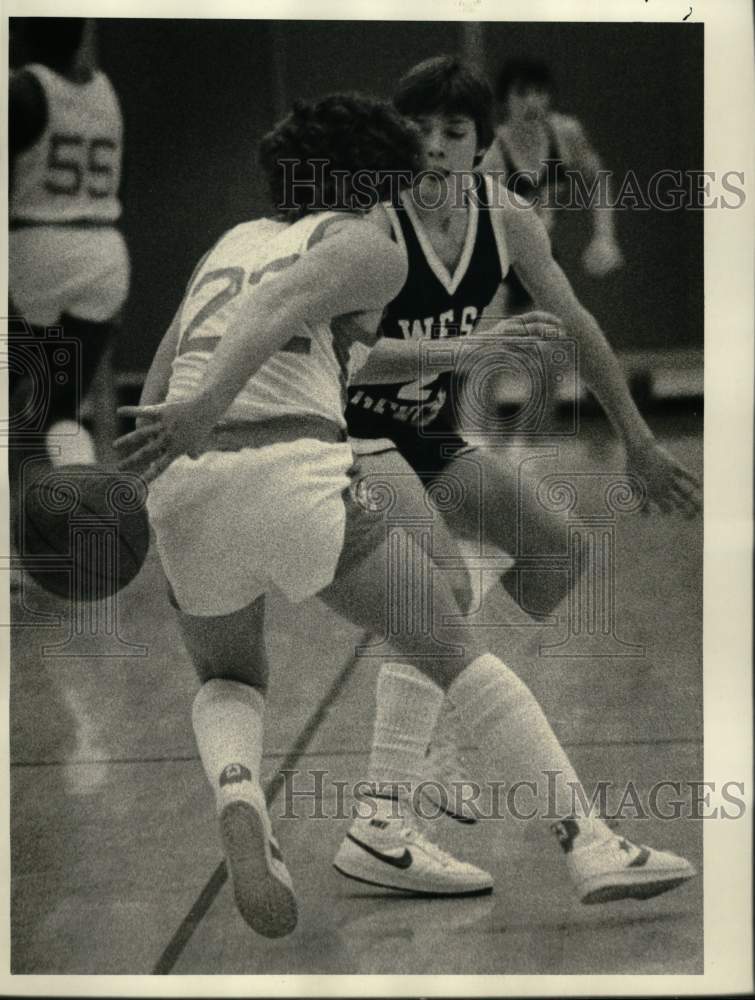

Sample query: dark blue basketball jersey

[345,175,508,440]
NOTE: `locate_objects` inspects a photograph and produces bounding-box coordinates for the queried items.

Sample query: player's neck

[46,57,94,83]
[409,177,468,234]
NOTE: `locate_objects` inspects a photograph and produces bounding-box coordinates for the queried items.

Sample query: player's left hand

[583,235,624,277]
[625,439,701,517]
[114,398,215,482]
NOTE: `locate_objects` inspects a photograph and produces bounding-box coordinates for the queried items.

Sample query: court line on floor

[151,648,363,976]
[9,736,705,769]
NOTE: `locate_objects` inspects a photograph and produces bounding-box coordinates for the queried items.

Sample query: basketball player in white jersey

[331,57,699,891]
[8,18,129,485]
[481,57,623,312]
[117,93,695,937]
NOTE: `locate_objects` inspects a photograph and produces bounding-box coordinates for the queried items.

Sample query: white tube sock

[447,653,610,841]
[192,679,265,806]
[367,662,445,795]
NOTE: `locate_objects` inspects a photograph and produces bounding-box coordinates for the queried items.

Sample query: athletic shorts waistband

[206,414,347,453]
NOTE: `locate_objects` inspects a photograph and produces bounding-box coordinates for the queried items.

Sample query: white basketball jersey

[168,213,352,429]
[10,64,123,225]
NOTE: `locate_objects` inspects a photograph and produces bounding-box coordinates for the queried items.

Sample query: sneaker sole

[333,863,493,897]
[580,865,697,905]
[220,800,298,937]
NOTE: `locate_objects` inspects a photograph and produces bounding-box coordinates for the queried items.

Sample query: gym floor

[9,413,703,976]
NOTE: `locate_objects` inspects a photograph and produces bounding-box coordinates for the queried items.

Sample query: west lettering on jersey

[346,178,506,438]
[396,305,479,342]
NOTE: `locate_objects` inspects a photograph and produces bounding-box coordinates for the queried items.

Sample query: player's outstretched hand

[114,398,214,482]
[487,311,564,338]
[625,439,701,517]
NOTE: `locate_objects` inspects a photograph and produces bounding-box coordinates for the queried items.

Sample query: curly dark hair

[259,93,423,220]
[495,58,555,103]
[393,55,494,151]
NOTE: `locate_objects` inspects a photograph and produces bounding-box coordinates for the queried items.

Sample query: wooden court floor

[8,414,703,976]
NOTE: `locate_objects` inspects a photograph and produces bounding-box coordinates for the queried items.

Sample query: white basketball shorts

[9,226,130,327]
[147,437,386,617]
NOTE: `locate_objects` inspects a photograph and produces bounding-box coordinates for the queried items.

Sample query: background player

[333,55,700,891]
[481,56,623,313]
[116,91,696,936]
[8,17,129,489]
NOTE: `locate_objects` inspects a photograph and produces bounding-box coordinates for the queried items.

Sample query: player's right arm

[117,219,406,474]
[502,200,699,515]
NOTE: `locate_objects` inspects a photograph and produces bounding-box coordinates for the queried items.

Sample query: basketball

[20,464,150,600]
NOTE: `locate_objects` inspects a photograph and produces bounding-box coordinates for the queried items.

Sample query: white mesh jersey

[10,64,123,225]
[167,213,354,429]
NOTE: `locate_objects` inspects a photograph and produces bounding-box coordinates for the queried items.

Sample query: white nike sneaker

[420,741,480,824]
[553,819,697,904]
[333,813,493,896]
[217,772,298,937]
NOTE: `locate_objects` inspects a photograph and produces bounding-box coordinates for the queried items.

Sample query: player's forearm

[586,166,617,240]
[193,298,307,424]
[591,201,617,240]
[139,318,180,407]
[567,308,653,446]
[352,338,455,385]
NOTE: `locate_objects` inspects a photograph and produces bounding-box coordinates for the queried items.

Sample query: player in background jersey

[332,56,700,892]
[116,93,696,935]
[8,18,129,488]
[480,57,623,312]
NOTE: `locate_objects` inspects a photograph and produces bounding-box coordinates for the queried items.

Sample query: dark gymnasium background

[13,20,704,372]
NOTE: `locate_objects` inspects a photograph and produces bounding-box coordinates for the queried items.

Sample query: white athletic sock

[192,679,265,808]
[46,420,97,465]
[367,662,445,798]
[431,695,467,754]
[447,654,611,843]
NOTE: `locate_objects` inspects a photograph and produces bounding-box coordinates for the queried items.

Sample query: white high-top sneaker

[553,818,697,904]
[333,805,493,896]
[218,771,298,937]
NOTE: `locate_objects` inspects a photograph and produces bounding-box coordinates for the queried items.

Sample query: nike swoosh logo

[628,846,652,868]
[347,834,413,869]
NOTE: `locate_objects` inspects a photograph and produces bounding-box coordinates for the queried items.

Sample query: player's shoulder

[307,210,401,257]
[9,67,48,148]
[303,210,407,301]
[486,182,549,257]
[10,66,47,106]
[481,173,533,217]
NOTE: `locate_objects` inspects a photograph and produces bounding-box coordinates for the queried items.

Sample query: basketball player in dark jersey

[117,89,699,929]
[481,57,623,312]
[333,55,700,891]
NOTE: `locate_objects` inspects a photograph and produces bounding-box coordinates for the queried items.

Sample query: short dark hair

[259,93,422,220]
[495,58,555,103]
[20,18,85,70]
[393,55,494,150]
